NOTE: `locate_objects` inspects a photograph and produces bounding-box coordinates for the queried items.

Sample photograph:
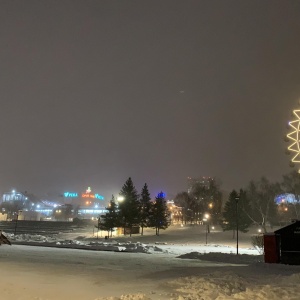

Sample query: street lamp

[235,195,240,255]
[203,213,210,244]
[14,212,19,236]
[117,196,124,202]
[117,196,125,234]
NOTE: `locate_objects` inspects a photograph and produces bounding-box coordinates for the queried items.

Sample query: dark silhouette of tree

[97,216,109,237]
[246,177,281,232]
[206,178,223,224]
[149,192,170,236]
[176,177,223,224]
[139,183,151,235]
[98,195,119,238]
[221,190,252,238]
[281,170,300,219]
[118,177,140,236]
[174,192,193,224]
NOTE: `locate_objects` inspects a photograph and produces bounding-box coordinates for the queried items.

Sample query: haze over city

[1,1,299,200]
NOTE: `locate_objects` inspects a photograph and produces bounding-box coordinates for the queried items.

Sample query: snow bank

[4,232,168,254]
[168,271,300,300]
[95,294,152,300]
[177,252,263,264]
[26,268,298,300]
[3,231,261,257]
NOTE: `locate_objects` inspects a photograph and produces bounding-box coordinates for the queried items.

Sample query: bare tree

[281,170,300,219]
[246,177,281,232]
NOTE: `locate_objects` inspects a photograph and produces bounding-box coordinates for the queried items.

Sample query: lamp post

[235,195,240,255]
[203,213,210,244]
[117,196,125,235]
[14,212,19,236]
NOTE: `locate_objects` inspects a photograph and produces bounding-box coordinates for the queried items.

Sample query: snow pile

[95,294,152,300]
[156,243,259,256]
[168,271,246,299]
[168,271,300,300]
[85,271,300,300]
[2,231,262,257]
[177,252,263,264]
[6,232,56,243]
[56,239,86,246]
[4,232,168,254]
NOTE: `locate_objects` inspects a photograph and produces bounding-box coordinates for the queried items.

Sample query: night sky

[0,1,299,200]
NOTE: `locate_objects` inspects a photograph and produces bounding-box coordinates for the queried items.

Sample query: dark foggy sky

[0,0,299,200]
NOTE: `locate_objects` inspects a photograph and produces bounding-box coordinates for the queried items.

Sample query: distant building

[187,176,212,194]
[63,187,106,219]
[2,190,27,203]
[166,200,183,224]
[0,213,7,221]
[0,187,107,221]
[18,210,42,221]
[77,206,107,219]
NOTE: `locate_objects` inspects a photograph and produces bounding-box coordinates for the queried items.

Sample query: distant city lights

[64,187,104,200]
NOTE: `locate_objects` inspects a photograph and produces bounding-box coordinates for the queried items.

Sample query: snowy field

[1,224,300,299]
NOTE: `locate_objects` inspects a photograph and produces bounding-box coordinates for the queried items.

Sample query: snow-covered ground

[1,225,300,299]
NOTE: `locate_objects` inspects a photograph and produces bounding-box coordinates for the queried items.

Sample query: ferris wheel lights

[288,121,299,130]
[287,108,300,170]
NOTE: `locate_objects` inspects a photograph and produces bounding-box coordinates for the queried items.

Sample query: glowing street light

[117,196,124,202]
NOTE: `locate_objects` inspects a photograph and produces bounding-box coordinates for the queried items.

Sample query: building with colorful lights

[62,187,107,219]
[0,187,106,221]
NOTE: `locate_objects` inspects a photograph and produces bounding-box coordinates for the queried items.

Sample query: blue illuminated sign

[64,192,78,198]
[64,190,104,200]
[95,194,104,200]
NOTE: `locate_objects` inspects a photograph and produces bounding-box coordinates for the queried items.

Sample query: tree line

[98,177,170,237]
[174,171,300,235]
[222,171,300,234]
[174,177,222,225]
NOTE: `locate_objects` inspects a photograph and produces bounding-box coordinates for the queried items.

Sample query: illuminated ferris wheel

[286,109,300,171]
